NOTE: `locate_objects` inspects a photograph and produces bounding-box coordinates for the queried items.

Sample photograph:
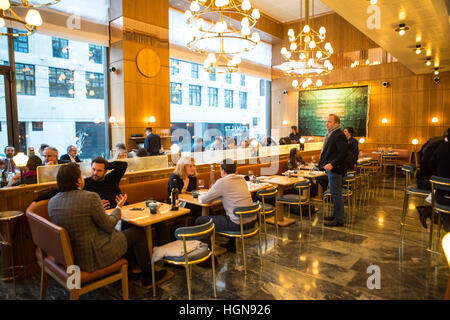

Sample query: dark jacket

[83,161,128,208]
[168,173,197,199]
[144,133,162,156]
[348,137,359,164]
[429,140,450,202]
[289,133,301,142]
[60,154,81,163]
[319,129,349,175]
[416,136,444,181]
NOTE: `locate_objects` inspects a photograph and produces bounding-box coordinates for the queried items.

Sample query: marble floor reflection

[1,175,449,300]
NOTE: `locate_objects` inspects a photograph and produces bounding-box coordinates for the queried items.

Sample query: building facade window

[191,63,199,78]
[225,89,233,108]
[85,72,104,99]
[32,121,43,131]
[52,37,69,59]
[189,85,202,106]
[209,70,216,81]
[15,63,35,95]
[239,91,247,109]
[170,58,180,75]
[208,87,218,107]
[13,29,28,53]
[226,73,232,84]
[48,67,74,98]
[170,82,183,104]
[260,79,265,96]
[240,74,246,86]
[89,44,102,64]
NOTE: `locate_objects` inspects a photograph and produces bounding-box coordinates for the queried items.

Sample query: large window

[170,58,180,75]
[189,85,201,106]
[226,73,232,84]
[225,89,233,108]
[15,63,35,95]
[208,87,218,107]
[191,63,199,79]
[89,44,102,64]
[85,72,104,99]
[171,82,182,104]
[239,91,247,109]
[49,67,74,98]
[209,71,216,81]
[52,37,69,59]
[240,74,246,86]
[13,30,29,53]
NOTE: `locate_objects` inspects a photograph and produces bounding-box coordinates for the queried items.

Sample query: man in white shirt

[195,158,256,253]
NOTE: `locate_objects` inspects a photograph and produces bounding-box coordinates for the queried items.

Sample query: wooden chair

[256,187,279,243]
[26,201,128,300]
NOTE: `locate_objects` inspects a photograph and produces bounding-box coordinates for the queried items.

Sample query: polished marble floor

[1,175,449,300]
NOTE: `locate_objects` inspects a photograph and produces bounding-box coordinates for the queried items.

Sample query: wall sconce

[149,116,156,123]
[432,117,438,123]
[109,116,117,124]
[359,138,365,143]
[381,118,388,124]
[282,120,290,126]
[412,138,418,145]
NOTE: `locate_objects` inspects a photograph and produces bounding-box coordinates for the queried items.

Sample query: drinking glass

[198,179,205,189]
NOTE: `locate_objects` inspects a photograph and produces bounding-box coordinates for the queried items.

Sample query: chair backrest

[256,187,277,199]
[174,218,215,241]
[382,154,397,164]
[293,180,310,190]
[430,175,450,192]
[233,202,260,220]
[26,200,50,220]
[26,212,74,267]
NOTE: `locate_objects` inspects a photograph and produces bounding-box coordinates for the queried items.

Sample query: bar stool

[400,165,429,240]
[256,187,279,244]
[428,176,450,253]
[381,154,398,196]
[0,211,24,294]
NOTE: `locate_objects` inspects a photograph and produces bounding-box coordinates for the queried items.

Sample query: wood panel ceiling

[320,0,450,75]
[251,0,332,23]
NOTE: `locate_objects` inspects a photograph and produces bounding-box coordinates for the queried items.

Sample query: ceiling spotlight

[395,23,409,36]
[425,57,431,66]
[434,67,439,75]
[370,0,378,4]
[415,44,422,54]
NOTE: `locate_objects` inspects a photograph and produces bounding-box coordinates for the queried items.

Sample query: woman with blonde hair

[167,156,201,218]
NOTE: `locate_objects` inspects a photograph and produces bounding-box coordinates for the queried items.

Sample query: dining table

[258,175,308,227]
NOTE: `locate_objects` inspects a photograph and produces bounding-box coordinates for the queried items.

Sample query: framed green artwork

[298,86,369,136]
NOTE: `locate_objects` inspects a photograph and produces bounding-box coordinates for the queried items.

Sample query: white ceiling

[252,0,333,23]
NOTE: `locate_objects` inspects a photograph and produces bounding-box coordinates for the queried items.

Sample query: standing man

[144,127,162,156]
[319,114,349,227]
[2,146,16,173]
[60,145,81,163]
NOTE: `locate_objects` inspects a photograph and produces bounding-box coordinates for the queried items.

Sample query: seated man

[195,158,256,253]
[48,163,166,287]
[2,146,16,173]
[43,147,67,165]
[60,145,81,163]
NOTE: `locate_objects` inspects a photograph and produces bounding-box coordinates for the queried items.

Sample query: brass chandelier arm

[0,9,36,35]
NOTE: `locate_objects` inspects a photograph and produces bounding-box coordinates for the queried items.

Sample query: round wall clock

[136,48,161,78]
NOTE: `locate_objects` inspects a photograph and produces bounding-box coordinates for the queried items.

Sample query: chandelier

[184,0,261,73]
[0,0,60,37]
[280,0,333,89]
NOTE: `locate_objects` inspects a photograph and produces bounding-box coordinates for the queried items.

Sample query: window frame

[208,87,218,107]
[170,82,183,105]
[48,67,75,98]
[15,63,35,96]
[52,37,69,59]
[189,84,202,106]
[239,91,247,109]
[13,29,29,53]
[224,89,234,108]
[85,72,104,99]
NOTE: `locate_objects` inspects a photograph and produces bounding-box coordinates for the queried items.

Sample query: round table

[0,211,24,284]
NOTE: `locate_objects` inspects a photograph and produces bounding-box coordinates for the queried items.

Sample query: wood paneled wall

[271,12,449,149]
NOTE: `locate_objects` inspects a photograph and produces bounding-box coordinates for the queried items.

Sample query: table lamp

[12,152,29,185]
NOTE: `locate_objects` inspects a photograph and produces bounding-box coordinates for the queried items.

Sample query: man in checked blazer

[48,163,166,287]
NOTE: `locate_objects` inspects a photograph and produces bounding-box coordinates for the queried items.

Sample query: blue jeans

[327,170,344,223]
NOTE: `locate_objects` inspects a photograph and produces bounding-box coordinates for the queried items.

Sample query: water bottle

[171,179,179,211]
[209,164,216,187]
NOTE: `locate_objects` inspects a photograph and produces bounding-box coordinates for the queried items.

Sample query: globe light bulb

[251,32,260,43]
[426,59,431,66]
[309,41,316,49]
[324,42,331,51]
[316,51,322,59]
[319,26,326,34]
[288,29,295,37]
[303,25,310,33]
[300,137,306,144]
[0,0,10,10]
[207,53,216,63]
[241,17,249,27]
[307,58,314,66]
[197,18,205,29]
[241,25,250,36]
[316,79,322,87]
[412,139,418,145]
[184,10,192,20]
[242,0,251,11]
[299,52,306,60]
[25,9,43,26]
[359,138,365,143]
[370,0,378,4]
[290,42,297,51]
[0,17,5,28]
[416,48,421,54]
[292,80,299,87]
[190,1,200,12]
[304,35,311,43]
[432,117,438,123]
[281,47,288,55]
[382,118,388,124]
[251,9,260,19]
